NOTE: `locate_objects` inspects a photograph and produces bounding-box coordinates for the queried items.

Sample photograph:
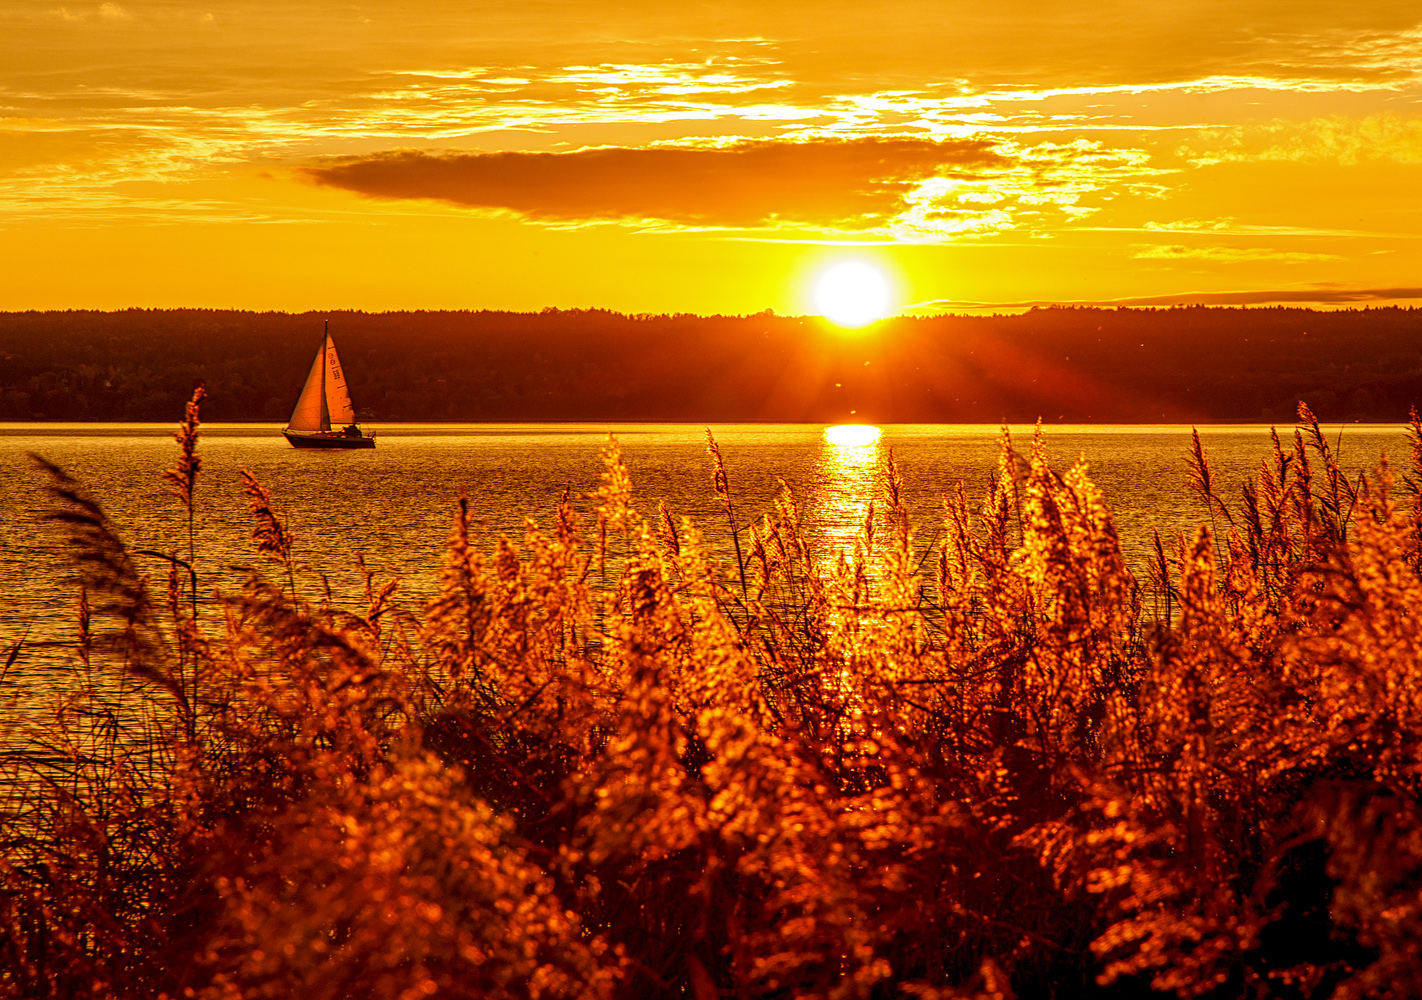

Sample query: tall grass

[4,395,1422,999]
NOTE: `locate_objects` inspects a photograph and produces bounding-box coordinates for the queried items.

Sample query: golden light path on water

[815,425,886,712]
[816,424,883,576]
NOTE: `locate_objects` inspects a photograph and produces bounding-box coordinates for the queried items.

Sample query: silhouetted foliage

[1,306,1421,422]
[6,393,1422,998]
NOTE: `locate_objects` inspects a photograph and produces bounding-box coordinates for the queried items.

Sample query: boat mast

[318,319,330,431]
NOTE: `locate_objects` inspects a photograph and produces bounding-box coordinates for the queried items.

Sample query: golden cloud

[1183,114,1422,166]
[300,138,1009,228]
[1134,244,1341,262]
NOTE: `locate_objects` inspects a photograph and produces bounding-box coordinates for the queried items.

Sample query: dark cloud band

[300,138,1007,228]
[1111,287,1422,306]
[917,288,1422,310]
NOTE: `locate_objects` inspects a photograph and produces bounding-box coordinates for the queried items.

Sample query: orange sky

[4,1,1422,314]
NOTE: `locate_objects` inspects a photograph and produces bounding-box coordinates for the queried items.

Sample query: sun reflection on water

[815,424,886,709]
[816,424,883,565]
[824,424,882,451]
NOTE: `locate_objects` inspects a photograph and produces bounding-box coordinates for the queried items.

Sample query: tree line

[1,305,1418,423]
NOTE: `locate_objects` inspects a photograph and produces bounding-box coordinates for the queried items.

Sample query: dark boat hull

[283,429,375,449]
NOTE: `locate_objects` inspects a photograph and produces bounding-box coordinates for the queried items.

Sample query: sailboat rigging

[282,322,376,449]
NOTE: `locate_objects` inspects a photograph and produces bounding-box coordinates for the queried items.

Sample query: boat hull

[283,429,375,449]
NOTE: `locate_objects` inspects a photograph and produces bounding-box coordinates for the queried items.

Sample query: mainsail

[287,332,356,431]
[323,339,355,426]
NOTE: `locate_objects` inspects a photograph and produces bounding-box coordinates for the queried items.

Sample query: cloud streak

[1133,245,1342,262]
[1118,286,1422,305]
[301,138,1009,228]
[913,287,1422,311]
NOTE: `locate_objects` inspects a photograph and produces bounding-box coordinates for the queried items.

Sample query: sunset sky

[5,1,1422,315]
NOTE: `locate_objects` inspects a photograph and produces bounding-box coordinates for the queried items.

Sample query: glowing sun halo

[815,262,891,327]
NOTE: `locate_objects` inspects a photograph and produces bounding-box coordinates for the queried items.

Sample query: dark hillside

[1,305,1419,422]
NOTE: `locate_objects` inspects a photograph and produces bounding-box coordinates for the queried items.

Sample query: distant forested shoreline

[1,305,1419,423]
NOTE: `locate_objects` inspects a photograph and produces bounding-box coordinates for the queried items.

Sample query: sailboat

[282,322,376,449]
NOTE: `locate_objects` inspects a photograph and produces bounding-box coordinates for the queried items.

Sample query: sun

[814,262,892,328]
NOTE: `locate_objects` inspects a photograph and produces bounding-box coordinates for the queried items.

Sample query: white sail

[323,338,356,426]
[287,340,329,432]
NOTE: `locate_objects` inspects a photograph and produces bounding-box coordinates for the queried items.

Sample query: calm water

[0,422,1408,698]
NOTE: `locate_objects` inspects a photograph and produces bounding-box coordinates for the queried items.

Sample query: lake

[0,421,1408,700]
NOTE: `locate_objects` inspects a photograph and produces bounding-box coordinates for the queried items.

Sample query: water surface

[1,421,1406,698]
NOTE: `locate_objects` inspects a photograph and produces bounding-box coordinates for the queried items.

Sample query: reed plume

[28,454,184,710]
[706,428,748,599]
[239,468,298,598]
[162,384,206,567]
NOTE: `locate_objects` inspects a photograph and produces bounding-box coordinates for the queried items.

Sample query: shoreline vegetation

[6,390,1422,998]
[2,306,1421,424]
